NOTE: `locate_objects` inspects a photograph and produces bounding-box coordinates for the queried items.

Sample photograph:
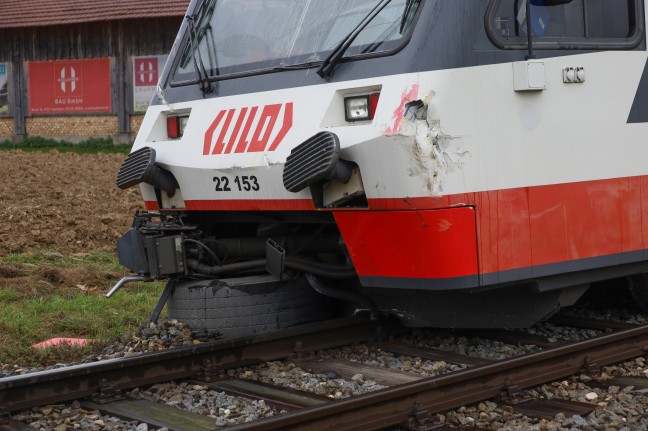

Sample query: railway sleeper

[497,379,596,419]
[81,399,218,431]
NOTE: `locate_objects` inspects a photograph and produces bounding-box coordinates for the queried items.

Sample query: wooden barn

[0,0,190,142]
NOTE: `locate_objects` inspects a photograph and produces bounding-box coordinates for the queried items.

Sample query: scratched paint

[389,88,469,195]
[384,83,420,135]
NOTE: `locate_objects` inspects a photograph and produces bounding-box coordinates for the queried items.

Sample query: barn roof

[0,0,191,29]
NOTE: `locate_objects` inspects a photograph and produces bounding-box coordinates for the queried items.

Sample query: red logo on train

[203,102,293,155]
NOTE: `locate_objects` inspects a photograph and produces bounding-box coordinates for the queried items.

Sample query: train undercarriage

[110,208,648,334]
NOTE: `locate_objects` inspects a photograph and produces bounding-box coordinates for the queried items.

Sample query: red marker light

[167,115,190,139]
[167,116,180,139]
[368,92,380,120]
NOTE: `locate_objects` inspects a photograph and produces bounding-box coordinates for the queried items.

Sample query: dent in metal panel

[387,85,469,195]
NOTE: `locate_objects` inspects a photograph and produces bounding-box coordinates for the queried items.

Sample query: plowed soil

[0,150,143,294]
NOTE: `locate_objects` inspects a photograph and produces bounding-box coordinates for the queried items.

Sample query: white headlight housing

[344,93,380,122]
[345,96,371,121]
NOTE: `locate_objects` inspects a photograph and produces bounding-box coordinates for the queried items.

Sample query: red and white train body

[115,0,648,329]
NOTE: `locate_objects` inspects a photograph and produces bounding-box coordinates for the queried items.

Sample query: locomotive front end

[112,0,648,332]
[111,0,439,336]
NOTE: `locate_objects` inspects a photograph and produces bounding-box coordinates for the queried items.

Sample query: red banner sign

[28,58,111,114]
[132,55,167,112]
[134,57,159,87]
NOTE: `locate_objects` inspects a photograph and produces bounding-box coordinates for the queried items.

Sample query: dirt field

[1,150,141,255]
[0,150,143,294]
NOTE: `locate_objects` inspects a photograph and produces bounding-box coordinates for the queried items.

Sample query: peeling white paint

[394,92,469,195]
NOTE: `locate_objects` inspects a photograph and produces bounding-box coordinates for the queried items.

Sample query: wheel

[626,273,648,311]
[166,274,339,338]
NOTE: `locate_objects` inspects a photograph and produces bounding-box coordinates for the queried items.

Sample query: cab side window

[587,0,630,38]
[487,0,641,49]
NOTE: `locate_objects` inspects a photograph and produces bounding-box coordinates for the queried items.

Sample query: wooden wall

[0,17,182,140]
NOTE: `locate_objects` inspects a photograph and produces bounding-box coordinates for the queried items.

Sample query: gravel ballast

[8,309,648,430]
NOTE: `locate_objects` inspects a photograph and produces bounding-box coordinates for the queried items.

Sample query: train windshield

[171,0,420,84]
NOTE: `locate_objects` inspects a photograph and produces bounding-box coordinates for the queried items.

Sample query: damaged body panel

[113,0,648,329]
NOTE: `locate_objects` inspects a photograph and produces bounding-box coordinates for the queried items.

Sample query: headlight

[344,93,380,122]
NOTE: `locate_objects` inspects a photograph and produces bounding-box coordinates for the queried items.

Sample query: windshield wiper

[362,0,418,55]
[273,61,321,71]
[185,0,216,95]
[399,0,415,33]
[316,0,393,79]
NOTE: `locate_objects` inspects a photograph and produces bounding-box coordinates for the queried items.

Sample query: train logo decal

[203,102,293,155]
[57,66,79,94]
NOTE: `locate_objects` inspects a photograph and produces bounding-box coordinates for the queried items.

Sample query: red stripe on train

[143,175,648,280]
[368,176,648,276]
[335,207,479,279]
[144,199,314,211]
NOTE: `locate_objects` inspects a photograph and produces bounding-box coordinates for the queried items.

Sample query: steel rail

[224,324,648,431]
[0,316,402,413]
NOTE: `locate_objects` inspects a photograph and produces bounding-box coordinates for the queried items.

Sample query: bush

[0,136,131,154]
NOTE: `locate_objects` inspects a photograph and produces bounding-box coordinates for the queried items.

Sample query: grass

[0,250,162,367]
[0,136,131,154]
[0,286,158,366]
[3,249,124,272]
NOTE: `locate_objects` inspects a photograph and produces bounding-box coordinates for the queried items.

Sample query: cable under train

[110,0,648,335]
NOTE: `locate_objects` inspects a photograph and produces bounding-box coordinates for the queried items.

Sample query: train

[111,0,648,334]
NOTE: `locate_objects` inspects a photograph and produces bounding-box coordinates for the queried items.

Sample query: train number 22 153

[213,175,260,192]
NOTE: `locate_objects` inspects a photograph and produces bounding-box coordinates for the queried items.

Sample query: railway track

[2,314,648,430]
